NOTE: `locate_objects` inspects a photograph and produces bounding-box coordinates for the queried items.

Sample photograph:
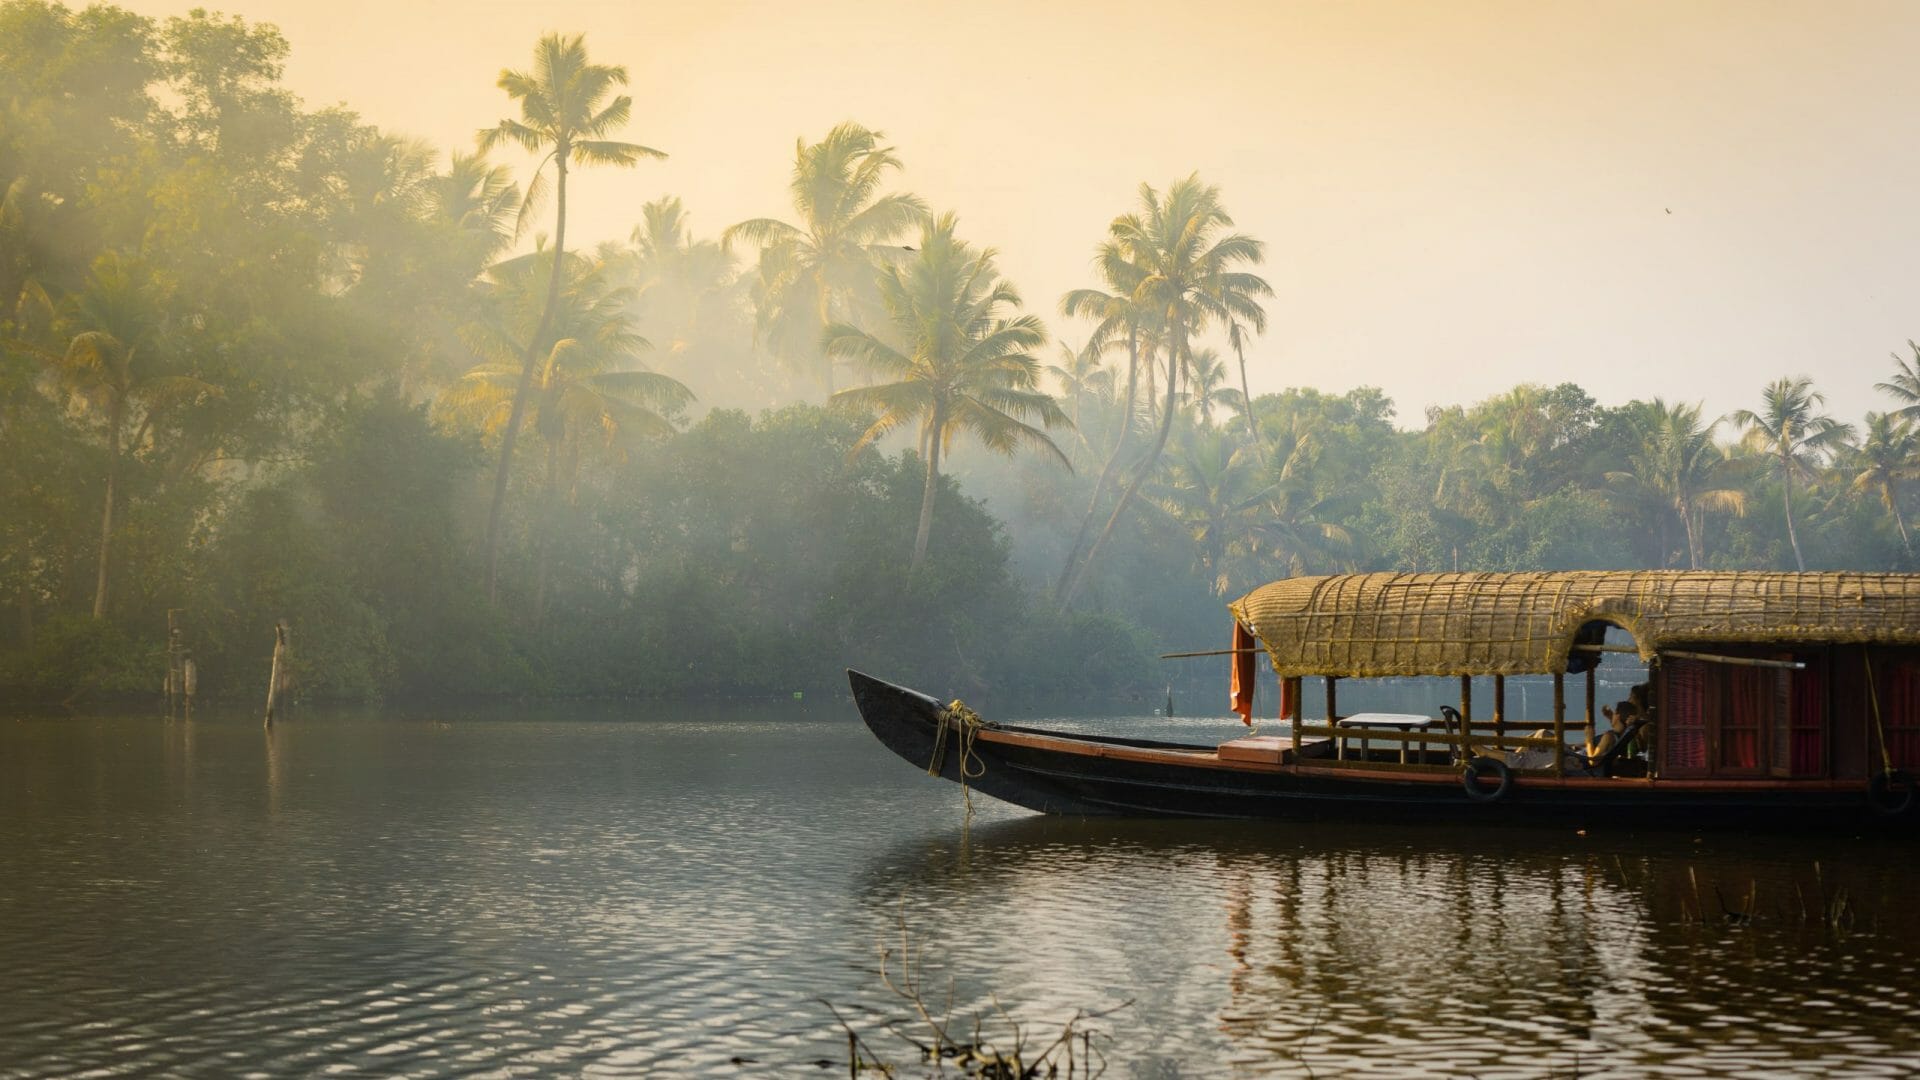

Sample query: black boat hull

[848,669,1917,832]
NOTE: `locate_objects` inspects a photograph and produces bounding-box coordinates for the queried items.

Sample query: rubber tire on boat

[1868,769,1914,817]
[1461,756,1512,803]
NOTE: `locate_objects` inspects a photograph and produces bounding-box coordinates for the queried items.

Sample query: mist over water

[3,706,1916,1078]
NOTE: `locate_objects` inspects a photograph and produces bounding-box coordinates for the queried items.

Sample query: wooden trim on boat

[974,724,1874,793]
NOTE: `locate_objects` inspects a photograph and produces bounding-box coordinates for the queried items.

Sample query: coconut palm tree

[1043,339,1113,434]
[1848,412,1919,561]
[1052,246,1157,601]
[441,252,691,614]
[723,123,928,394]
[824,214,1070,570]
[1732,377,1853,571]
[1147,425,1271,595]
[45,254,217,618]
[475,32,665,602]
[1607,398,1746,569]
[1058,175,1268,609]
[1876,340,1920,424]
[431,151,520,263]
[1179,347,1237,426]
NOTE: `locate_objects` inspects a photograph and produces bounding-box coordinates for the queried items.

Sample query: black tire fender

[1462,756,1512,803]
[1868,769,1914,817]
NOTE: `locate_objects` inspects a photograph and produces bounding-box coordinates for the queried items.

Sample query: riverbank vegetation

[3,2,1916,704]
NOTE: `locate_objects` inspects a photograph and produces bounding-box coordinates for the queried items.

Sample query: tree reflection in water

[857,817,1920,1076]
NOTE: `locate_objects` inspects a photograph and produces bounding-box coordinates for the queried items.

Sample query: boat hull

[848,669,1917,831]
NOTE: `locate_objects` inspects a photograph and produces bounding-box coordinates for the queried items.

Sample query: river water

[2,698,1917,1078]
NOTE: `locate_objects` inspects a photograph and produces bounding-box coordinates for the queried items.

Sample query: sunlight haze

[120,0,1920,426]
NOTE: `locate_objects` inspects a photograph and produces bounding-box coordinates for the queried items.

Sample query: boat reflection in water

[856,816,1920,1075]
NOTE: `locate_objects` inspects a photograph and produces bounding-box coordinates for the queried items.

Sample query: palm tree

[1607,399,1746,569]
[1876,340,1920,424]
[45,254,217,618]
[1052,247,1156,601]
[1058,175,1268,609]
[441,252,691,614]
[1043,339,1113,434]
[1221,284,1267,451]
[1147,425,1270,595]
[475,32,665,602]
[1731,377,1853,571]
[723,123,928,393]
[431,151,520,265]
[1179,347,1237,426]
[824,214,1070,570]
[1848,412,1918,561]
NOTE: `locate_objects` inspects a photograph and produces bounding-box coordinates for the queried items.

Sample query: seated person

[1507,700,1639,771]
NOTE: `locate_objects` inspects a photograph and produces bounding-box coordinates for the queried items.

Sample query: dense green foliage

[2,1,1916,705]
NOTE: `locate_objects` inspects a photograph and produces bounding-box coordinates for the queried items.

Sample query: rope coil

[929,699,991,818]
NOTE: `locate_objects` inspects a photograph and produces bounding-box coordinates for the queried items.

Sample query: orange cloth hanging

[1230,621,1256,725]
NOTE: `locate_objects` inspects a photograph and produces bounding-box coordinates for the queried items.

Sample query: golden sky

[122,0,1920,427]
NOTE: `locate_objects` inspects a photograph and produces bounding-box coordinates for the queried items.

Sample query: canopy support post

[1553,673,1567,777]
[1585,665,1596,744]
[1458,676,1473,762]
[1288,677,1303,757]
[1493,675,1506,746]
[1326,676,1339,760]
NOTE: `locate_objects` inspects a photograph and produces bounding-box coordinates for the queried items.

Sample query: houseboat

[849,571,1920,829]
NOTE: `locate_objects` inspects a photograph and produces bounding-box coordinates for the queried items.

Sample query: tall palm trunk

[1233,336,1264,461]
[532,434,562,623]
[1781,459,1806,571]
[911,403,946,571]
[92,394,124,620]
[1677,496,1700,570]
[1888,480,1913,560]
[1053,325,1139,601]
[484,151,570,603]
[1062,322,1185,609]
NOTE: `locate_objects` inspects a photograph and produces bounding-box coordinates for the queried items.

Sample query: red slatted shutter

[1663,658,1708,776]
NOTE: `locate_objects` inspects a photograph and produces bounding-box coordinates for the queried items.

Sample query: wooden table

[1336,712,1437,763]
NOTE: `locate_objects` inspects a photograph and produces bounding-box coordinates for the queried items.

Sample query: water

[2,700,1916,1077]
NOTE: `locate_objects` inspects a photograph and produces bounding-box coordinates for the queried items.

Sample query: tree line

[2,4,1914,704]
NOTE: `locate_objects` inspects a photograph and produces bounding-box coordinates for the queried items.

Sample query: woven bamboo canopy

[1227,571,1920,678]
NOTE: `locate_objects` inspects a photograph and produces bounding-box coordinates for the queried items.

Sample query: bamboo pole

[1291,726,1560,750]
[1585,665,1597,744]
[1493,675,1506,745]
[1288,676,1303,757]
[1160,648,1262,659]
[1459,675,1473,761]
[1663,649,1805,671]
[1325,676,1339,759]
[1552,672,1566,778]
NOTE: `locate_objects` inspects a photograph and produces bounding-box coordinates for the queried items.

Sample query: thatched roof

[1227,572,1920,678]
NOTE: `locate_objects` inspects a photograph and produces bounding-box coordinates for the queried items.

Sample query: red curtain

[1231,621,1256,726]
[1665,659,1707,773]
[1719,668,1764,770]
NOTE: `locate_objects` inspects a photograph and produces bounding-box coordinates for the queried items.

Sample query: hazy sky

[124,0,1920,428]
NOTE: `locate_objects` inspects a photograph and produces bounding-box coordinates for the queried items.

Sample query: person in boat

[1624,682,1655,757]
[1509,699,1639,771]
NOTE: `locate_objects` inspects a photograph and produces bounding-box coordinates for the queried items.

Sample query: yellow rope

[1863,653,1896,776]
[927,699,990,820]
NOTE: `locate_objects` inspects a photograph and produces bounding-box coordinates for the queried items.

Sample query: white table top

[1337,712,1435,728]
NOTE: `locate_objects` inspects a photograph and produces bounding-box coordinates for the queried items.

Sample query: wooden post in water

[264,620,289,726]
[182,657,197,718]
[164,609,184,715]
[1552,672,1567,777]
